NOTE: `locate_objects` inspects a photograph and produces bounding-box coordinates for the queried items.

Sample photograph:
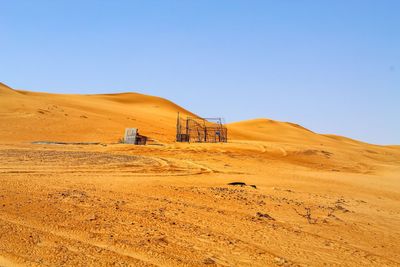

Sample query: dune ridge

[0,82,397,149]
[0,83,196,143]
[0,82,20,95]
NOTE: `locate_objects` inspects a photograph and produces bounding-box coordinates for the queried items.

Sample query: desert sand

[0,82,399,266]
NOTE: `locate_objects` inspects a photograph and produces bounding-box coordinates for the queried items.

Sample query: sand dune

[228,118,320,143]
[0,82,21,95]
[0,83,393,148]
[1,82,399,266]
[0,84,196,143]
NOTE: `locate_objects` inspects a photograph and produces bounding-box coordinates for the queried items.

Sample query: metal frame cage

[176,113,228,143]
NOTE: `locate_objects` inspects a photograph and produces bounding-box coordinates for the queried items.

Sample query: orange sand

[0,82,399,266]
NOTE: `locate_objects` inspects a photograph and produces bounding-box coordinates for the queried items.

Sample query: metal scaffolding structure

[176,113,228,143]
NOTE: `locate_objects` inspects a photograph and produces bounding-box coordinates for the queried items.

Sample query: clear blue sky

[1,1,399,145]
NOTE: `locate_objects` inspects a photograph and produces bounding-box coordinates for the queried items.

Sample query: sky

[1,0,399,145]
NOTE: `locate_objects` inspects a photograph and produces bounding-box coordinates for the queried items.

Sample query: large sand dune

[0,82,399,266]
[0,84,196,143]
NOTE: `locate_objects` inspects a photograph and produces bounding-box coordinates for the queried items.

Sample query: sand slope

[0,82,20,95]
[228,118,322,144]
[0,83,196,143]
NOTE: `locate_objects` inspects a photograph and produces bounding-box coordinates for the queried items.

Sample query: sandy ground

[1,82,400,266]
[0,141,399,266]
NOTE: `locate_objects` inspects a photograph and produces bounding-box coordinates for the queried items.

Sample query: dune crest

[0,82,20,95]
[0,83,196,143]
[0,82,397,151]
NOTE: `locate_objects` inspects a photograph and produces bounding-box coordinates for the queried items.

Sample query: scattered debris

[274,256,289,266]
[228,182,247,187]
[153,236,169,246]
[37,109,50,114]
[227,182,257,189]
[293,207,317,224]
[56,190,88,203]
[256,212,275,221]
[87,214,97,221]
[335,204,350,213]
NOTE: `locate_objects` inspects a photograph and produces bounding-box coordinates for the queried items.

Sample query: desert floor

[0,141,399,267]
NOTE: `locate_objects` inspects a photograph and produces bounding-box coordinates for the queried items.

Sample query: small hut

[124,128,147,145]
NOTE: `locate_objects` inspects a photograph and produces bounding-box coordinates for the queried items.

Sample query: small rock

[256,212,275,220]
[154,237,168,245]
[203,258,216,265]
[274,257,287,265]
[87,214,97,221]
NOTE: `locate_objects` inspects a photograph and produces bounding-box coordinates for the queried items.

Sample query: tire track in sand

[0,215,165,267]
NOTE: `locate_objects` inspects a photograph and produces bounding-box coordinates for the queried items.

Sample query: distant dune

[228,118,319,143]
[0,82,398,150]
